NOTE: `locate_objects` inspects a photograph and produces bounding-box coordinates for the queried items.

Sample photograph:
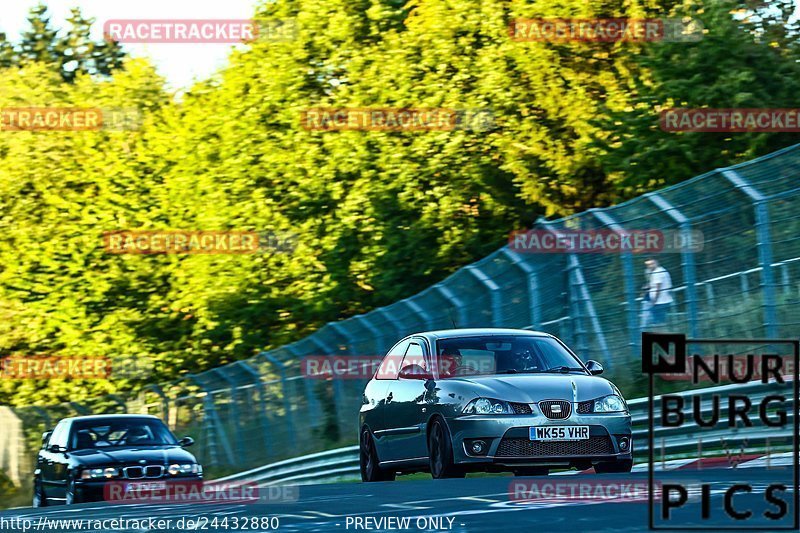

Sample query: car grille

[496,437,614,457]
[539,400,571,419]
[123,465,164,479]
[510,402,533,414]
[577,401,593,414]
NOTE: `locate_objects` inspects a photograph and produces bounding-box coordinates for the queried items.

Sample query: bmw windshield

[69,418,178,450]
[435,335,588,378]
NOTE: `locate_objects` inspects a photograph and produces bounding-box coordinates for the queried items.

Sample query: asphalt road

[1,467,795,532]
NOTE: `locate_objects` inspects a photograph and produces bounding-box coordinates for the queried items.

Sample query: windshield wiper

[543,366,586,374]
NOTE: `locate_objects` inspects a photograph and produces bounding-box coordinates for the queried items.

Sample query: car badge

[551,405,562,413]
[138,459,147,465]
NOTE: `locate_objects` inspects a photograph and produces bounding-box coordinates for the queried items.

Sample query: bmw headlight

[593,394,627,413]
[463,398,510,414]
[168,463,201,475]
[80,467,119,479]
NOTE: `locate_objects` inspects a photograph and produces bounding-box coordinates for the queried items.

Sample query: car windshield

[69,418,177,450]
[435,335,587,378]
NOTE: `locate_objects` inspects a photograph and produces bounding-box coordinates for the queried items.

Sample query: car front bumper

[75,475,204,502]
[448,411,632,467]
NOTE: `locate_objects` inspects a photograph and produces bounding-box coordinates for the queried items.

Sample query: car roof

[59,414,160,424]
[410,328,553,341]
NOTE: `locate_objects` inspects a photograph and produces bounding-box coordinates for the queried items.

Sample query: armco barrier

[216,381,794,485]
[217,446,360,485]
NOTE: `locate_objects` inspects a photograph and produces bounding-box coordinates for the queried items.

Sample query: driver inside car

[125,426,152,445]
[438,350,481,377]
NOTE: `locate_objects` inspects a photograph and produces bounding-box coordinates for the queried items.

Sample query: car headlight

[463,398,511,414]
[168,463,201,475]
[80,467,119,480]
[593,394,627,413]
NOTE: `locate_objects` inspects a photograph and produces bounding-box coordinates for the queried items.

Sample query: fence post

[32,407,51,431]
[539,220,612,365]
[329,322,356,354]
[106,394,127,412]
[285,342,321,420]
[187,374,234,467]
[69,402,90,416]
[214,368,247,460]
[500,248,541,329]
[434,283,469,328]
[310,336,348,432]
[354,314,386,356]
[377,307,408,341]
[402,297,435,331]
[142,384,169,419]
[236,360,273,458]
[721,169,778,338]
[591,209,640,359]
[647,192,700,339]
[262,353,298,450]
[466,264,503,326]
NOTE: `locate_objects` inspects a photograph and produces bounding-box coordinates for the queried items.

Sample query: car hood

[69,445,196,466]
[448,373,620,403]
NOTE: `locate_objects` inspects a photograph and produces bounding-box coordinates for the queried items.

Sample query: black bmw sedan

[33,414,202,506]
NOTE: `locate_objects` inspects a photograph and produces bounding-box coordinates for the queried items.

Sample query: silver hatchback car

[359,328,632,481]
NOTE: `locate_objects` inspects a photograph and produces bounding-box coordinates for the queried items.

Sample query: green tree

[14,4,126,82]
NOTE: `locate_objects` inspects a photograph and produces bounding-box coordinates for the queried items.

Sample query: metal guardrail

[217,381,794,485]
[217,446,360,485]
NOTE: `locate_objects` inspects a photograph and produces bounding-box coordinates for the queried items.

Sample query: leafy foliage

[1,0,799,407]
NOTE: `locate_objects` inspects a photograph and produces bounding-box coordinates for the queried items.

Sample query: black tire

[360,429,395,482]
[65,477,80,505]
[513,466,549,476]
[594,459,633,473]
[428,418,465,479]
[32,478,47,507]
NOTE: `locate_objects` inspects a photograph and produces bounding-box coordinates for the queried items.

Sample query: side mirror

[585,360,604,375]
[48,444,65,453]
[179,436,195,447]
[398,364,432,380]
[41,431,52,447]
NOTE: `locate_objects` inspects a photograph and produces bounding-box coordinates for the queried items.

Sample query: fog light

[471,440,486,454]
[618,437,630,451]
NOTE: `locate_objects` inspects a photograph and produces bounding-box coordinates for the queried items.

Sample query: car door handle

[386,392,393,403]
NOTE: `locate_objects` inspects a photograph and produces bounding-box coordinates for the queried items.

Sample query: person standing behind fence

[644,257,673,329]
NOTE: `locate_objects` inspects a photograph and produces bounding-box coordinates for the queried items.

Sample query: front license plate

[125,481,166,492]
[529,426,590,441]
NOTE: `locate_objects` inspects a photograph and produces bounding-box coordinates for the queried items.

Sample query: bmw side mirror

[585,360,604,375]
[179,436,195,447]
[41,430,52,447]
[48,444,65,453]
